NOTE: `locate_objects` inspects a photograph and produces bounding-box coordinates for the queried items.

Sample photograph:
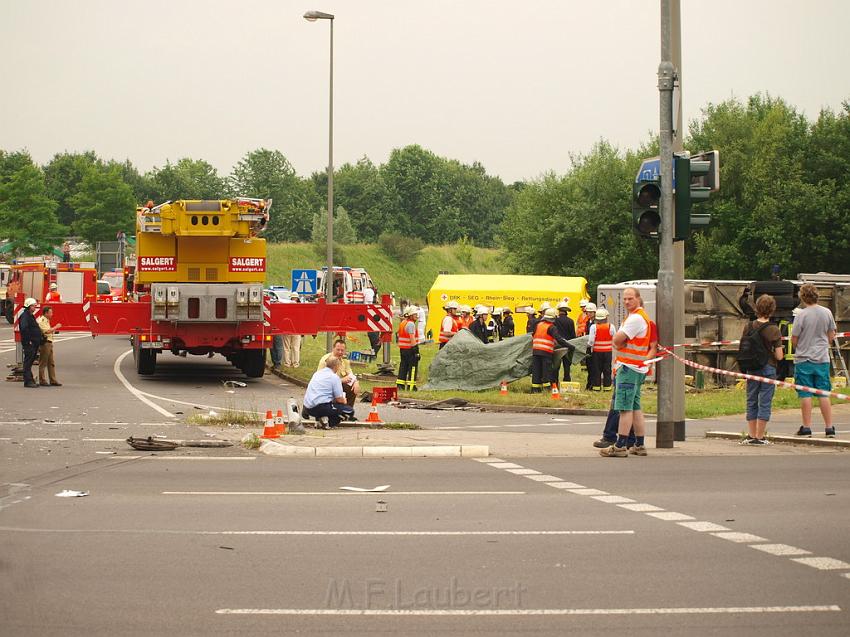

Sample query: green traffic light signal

[674,151,719,241]
[632,180,661,239]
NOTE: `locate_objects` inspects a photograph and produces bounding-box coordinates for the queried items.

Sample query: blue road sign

[635,155,687,190]
[291,269,318,295]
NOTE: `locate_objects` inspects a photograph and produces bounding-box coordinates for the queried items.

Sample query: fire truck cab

[3,259,98,322]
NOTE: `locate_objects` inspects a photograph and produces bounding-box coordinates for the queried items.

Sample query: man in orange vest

[45,283,62,303]
[600,287,652,457]
[531,308,574,393]
[439,300,461,349]
[588,307,615,391]
[396,305,419,391]
[576,299,590,337]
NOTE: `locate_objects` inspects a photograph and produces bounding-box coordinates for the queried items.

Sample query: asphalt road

[2,322,850,635]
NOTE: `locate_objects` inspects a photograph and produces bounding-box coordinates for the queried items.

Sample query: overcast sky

[1,0,848,183]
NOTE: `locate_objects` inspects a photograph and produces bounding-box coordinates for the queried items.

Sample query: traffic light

[632,178,661,239]
[674,150,719,241]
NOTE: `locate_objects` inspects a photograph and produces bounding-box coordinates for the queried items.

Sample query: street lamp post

[304,9,335,352]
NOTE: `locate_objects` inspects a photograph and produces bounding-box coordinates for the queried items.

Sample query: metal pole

[671,0,686,441]
[656,0,675,448]
[325,17,335,353]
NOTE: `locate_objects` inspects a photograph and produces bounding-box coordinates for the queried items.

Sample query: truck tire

[775,296,798,310]
[241,350,265,378]
[752,280,795,298]
[133,340,157,375]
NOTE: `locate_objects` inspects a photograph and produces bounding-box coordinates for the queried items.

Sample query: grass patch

[266,241,502,303]
[284,332,850,419]
[381,422,421,430]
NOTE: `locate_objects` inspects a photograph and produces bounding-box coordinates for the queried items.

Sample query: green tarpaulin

[423,329,590,392]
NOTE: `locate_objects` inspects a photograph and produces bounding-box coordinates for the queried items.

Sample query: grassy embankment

[265,242,850,419]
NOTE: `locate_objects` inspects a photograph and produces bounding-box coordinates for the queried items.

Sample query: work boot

[599,445,628,458]
[24,382,39,388]
[593,437,615,448]
[629,445,648,456]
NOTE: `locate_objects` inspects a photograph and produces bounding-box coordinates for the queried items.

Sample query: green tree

[228,149,319,242]
[146,158,226,202]
[69,166,136,245]
[0,149,36,185]
[43,151,101,227]
[311,205,357,246]
[0,163,65,256]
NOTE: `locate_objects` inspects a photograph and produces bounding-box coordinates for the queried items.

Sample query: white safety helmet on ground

[24,297,38,308]
[585,302,597,313]
[49,283,58,290]
[444,300,459,311]
[543,308,558,321]
[595,307,609,320]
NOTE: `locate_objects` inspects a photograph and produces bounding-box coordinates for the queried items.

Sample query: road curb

[705,430,850,448]
[260,440,489,458]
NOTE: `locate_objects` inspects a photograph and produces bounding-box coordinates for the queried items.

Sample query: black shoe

[50,382,63,387]
[593,437,616,448]
[24,382,39,388]
[795,426,812,437]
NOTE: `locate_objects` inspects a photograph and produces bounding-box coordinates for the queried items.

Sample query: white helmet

[579,299,588,308]
[543,308,558,320]
[595,307,609,320]
[475,304,489,315]
[404,304,419,317]
[491,307,503,316]
[24,297,38,308]
[523,305,536,314]
[460,305,472,314]
[585,302,597,312]
[49,283,58,290]
[556,301,570,312]
[444,300,459,311]
[539,302,551,312]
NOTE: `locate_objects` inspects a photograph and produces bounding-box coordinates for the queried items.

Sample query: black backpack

[737,322,770,373]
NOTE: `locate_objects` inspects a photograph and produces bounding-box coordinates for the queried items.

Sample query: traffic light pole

[671,0,687,441]
[656,0,676,448]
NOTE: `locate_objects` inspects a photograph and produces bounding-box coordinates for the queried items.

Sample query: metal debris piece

[56,490,89,498]
[376,500,388,513]
[223,380,247,388]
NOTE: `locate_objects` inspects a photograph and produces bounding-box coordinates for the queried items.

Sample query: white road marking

[215,605,841,616]
[712,532,768,544]
[162,491,527,496]
[487,462,524,469]
[127,456,255,460]
[91,422,128,425]
[473,457,504,463]
[791,557,850,570]
[524,475,563,482]
[592,495,637,504]
[82,438,126,442]
[750,544,812,557]
[113,350,176,419]
[565,488,610,496]
[645,511,695,521]
[505,468,541,475]
[618,503,664,512]
[0,333,90,354]
[137,422,177,426]
[0,527,634,537]
[547,482,587,489]
[678,521,731,532]
[24,438,68,442]
[0,422,32,425]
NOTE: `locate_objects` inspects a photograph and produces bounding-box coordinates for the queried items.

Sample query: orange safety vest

[577,312,589,337]
[439,313,460,344]
[397,319,416,349]
[614,308,652,369]
[45,291,62,303]
[532,321,555,354]
[593,323,613,352]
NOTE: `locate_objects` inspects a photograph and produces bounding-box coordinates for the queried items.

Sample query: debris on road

[397,397,479,411]
[223,380,247,388]
[126,437,235,451]
[376,500,388,512]
[55,490,89,498]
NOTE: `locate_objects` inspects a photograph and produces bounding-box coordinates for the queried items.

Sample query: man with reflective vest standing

[600,287,651,457]
[531,308,574,393]
[45,283,62,303]
[439,300,461,349]
[588,307,615,391]
[396,305,420,391]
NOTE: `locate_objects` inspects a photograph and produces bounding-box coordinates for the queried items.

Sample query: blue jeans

[269,335,283,367]
[746,364,777,421]
[602,386,636,445]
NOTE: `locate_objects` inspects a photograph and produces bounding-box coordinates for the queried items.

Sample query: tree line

[2,93,848,288]
[0,145,515,254]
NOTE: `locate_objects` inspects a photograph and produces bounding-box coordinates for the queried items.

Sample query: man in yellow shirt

[318,339,361,406]
[36,306,63,386]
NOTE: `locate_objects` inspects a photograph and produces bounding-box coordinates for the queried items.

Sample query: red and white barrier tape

[659,347,849,401]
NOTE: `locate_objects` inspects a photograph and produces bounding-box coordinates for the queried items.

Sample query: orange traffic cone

[261,409,279,439]
[274,409,286,435]
[550,383,561,400]
[366,397,383,424]
[499,381,508,396]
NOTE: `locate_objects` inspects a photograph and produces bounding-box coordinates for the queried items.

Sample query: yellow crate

[833,377,847,388]
[560,381,581,393]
